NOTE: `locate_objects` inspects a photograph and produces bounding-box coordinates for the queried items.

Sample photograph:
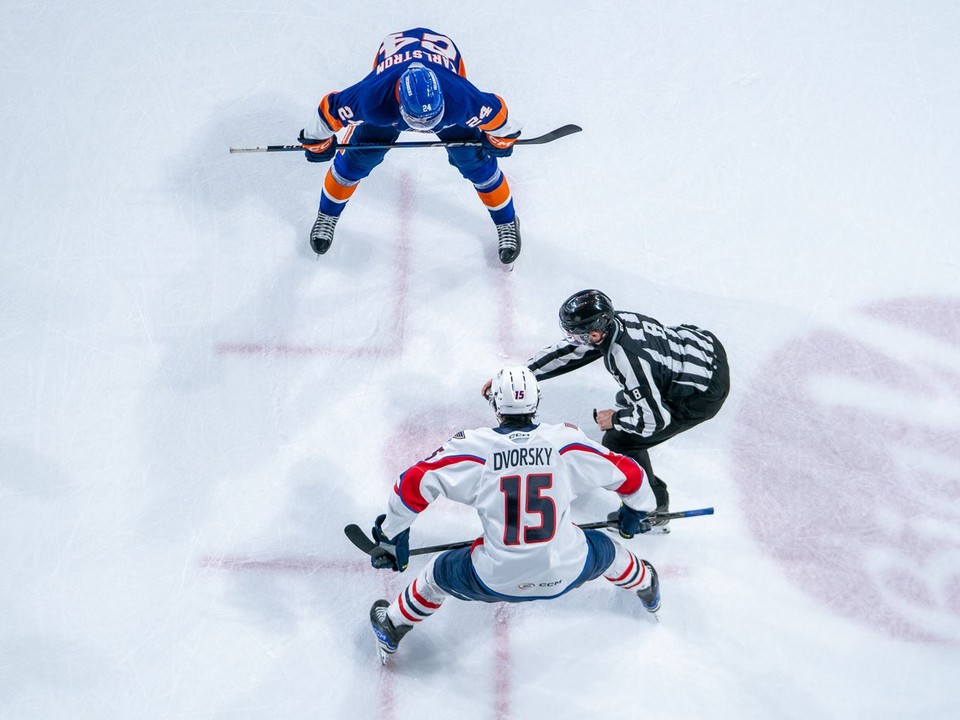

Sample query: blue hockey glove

[482,131,520,158]
[617,504,651,539]
[371,514,410,572]
[298,129,338,162]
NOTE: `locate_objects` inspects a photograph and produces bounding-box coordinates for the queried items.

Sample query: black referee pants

[601,335,730,509]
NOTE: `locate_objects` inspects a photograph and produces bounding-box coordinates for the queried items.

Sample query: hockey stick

[344,507,714,558]
[228,123,582,154]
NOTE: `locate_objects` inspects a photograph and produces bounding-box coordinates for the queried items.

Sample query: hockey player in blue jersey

[299,28,523,265]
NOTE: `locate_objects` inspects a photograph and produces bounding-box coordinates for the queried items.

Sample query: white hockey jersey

[380,421,656,599]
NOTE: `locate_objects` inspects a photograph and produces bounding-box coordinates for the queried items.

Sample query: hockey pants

[384,532,653,631]
[318,124,515,224]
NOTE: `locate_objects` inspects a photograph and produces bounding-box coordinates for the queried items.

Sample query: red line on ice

[493,604,513,720]
[199,556,369,573]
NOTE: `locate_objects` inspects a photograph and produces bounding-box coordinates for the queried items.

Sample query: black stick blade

[344,524,377,555]
[516,123,582,145]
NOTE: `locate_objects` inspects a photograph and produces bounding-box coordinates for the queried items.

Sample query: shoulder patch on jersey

[452,430,466,440]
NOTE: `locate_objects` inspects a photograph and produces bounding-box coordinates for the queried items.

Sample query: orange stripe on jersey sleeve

[478,95,508,132]
[319,94,343,133]
[323,171,357,203]
[457,57,467,77]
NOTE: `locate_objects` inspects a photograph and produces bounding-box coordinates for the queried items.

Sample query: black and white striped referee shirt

[526,311,718,438]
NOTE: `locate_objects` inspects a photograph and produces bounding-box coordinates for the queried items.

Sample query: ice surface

[2,2,959,718]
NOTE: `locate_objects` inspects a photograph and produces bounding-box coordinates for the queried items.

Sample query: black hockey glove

[482,131,520,158]
[371,514,410,572]
[616,504,651,539]
[298,129,338,162]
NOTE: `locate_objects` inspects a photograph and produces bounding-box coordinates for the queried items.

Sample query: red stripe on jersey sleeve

[559,443,645,495]
[612,454,645,495]
[558,442,604,456]
[394,454,485,512]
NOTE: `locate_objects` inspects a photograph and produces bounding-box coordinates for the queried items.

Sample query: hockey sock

[319,166,360,217]
[474,169,515,225]
[387,558,447,629]
[603,542,651,593]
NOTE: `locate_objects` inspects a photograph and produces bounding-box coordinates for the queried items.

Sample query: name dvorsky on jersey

[492,447,553,471]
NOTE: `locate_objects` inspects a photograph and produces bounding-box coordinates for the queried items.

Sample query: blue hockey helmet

[397,63,445,131]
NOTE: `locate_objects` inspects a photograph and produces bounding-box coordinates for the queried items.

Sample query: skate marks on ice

[211,168,524,360]
[732,295,960,642]
[214,173,415,359]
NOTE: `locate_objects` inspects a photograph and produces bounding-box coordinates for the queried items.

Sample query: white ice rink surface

[2,2,959,718]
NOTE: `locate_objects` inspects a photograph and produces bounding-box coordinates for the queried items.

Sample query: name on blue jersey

[376,50,458,75]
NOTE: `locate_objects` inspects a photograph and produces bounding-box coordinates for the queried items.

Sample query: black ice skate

[636,561,661,614]
[496,217,521,265]
[370,599,411,663]
[309,211,339,255]
[649,502,671,534]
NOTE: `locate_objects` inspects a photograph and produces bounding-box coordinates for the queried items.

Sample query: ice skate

[636,561,661,614]
[370,599,411,663]
[648,502,671,534]
[309,211,339,255]
[496,216,521,265]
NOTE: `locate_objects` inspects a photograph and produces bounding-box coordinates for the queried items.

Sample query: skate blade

[605,526,670,536]
[372,631,390,665]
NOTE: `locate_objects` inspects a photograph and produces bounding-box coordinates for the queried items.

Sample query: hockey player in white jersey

[368,366,661,661]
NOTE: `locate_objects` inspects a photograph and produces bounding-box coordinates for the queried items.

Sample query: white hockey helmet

[491,366,541,416]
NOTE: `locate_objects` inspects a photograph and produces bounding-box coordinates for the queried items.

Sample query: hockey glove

[298,129,338,162]
[371,514,410,572]
[616,504,651,539]
[482,131,520,158]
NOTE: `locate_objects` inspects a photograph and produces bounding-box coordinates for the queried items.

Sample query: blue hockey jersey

[307,28,521,138]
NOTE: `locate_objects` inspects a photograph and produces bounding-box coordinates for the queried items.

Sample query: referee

[511,289,729,531]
